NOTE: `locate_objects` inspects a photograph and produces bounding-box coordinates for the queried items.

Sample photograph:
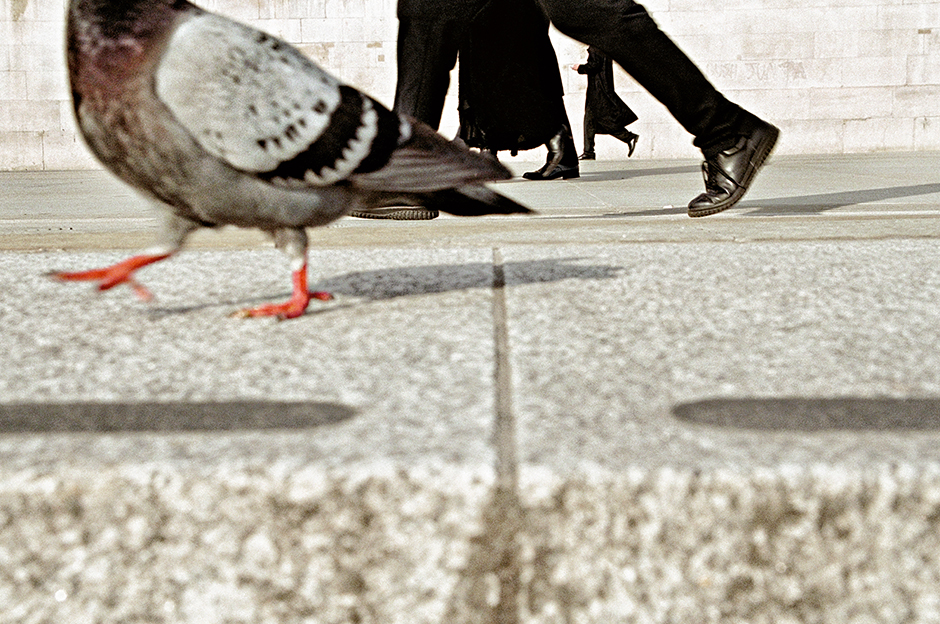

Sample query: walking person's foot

[687,118,779,217]
[624,130,639,157]
[523,162,580,180]
[523,126,580,180]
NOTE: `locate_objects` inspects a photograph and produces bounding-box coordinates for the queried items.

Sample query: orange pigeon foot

[232,264,332,320]
[50,253,172,301]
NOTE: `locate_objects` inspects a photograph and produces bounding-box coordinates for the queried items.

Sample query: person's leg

[537,0,741,152]
[609,127,638,157]
[393,17,463,129]
[522,123,580,180]
[357,15,463,220]
[581,107,596,159]
[537,0,778,215]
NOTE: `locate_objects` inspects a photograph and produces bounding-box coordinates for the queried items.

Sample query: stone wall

[1,0,938,169]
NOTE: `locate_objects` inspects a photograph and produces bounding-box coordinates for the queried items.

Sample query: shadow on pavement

[672,397,940,431]
[319,257,625,299]
[740,182,940,215]
[540,205,687,218]
[549,181,940,219]
[503,163,701,185]
[574,164,702,183]
[0,401,356,433]
[147,257,625,316]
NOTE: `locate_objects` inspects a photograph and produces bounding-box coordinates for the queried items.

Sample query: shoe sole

[349,208,440,220]
[688,124,780,218]
[523,170,581,180]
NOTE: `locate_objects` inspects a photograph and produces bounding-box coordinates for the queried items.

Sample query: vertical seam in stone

[445,248,523,624]
[488,247,521,624]
[492,247,518,493]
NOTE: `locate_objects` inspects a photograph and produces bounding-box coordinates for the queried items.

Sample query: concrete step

[2,153,940,622]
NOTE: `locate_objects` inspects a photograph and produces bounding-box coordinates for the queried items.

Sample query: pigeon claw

[232,267,332,320]
[232,291,333,320]
[232,299,305,320]
[49,253,172,301]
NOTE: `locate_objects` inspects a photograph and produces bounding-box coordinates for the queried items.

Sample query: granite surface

[2,154,940,621]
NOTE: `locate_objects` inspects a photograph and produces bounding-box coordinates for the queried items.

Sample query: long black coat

[456,0,568,152]
[577,46,637,133]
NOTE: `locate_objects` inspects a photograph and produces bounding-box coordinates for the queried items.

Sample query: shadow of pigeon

[147,256,625,316]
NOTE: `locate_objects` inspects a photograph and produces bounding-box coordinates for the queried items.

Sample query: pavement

[2,152,940,622]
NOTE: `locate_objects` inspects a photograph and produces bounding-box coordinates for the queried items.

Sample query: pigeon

[54,0,532,319]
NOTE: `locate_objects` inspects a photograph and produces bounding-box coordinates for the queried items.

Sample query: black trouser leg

[393,17,463,129]
[536,0,747,154]
[559,122,579,167]
[545,112,579,168]
[583,108,596,155]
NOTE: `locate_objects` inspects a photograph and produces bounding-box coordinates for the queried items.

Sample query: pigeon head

[69,0,188,41]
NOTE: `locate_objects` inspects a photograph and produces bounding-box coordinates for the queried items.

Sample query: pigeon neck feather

[69,0,189,42]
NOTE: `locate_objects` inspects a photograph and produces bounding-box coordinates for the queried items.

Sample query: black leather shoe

[624,131,639,158]
[523,162,580,180]
[523,125,580,180]
[687,119,779,217]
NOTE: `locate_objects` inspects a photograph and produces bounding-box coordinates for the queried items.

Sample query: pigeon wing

[349,117,513,194]
[154,12,402,186]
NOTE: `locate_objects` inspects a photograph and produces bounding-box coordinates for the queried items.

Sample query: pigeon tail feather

[423,186,532,217]
[350,119,512,194]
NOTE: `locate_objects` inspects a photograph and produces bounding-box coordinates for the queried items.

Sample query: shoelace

[701,158,738,189]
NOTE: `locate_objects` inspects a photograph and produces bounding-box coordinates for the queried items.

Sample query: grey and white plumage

[57,0,531,318]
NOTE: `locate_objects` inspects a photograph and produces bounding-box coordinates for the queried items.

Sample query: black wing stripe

[352,97,405,175]
[259,85,376,184]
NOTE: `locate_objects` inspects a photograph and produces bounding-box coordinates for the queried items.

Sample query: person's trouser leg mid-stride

[538,0,779,216]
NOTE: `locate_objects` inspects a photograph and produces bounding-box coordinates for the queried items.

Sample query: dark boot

[581,117,595,160]
[523,126,580,180]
